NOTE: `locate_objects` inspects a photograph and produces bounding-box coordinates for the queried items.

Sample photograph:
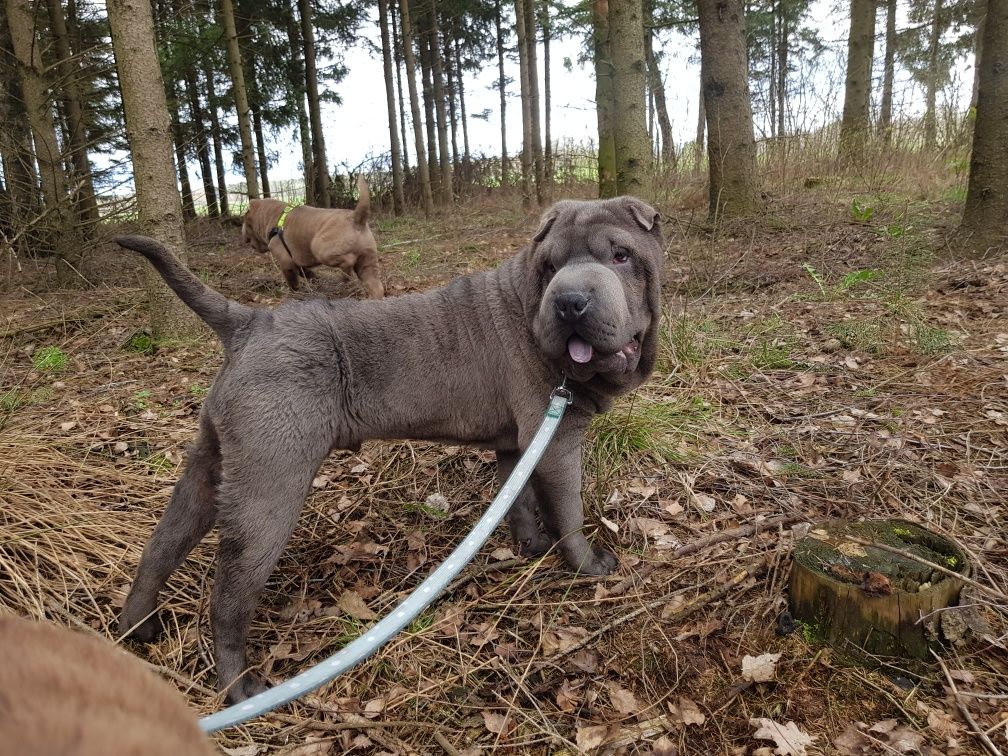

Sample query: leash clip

[551,375,573,405]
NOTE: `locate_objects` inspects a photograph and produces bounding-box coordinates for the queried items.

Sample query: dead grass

[1,184,1007,755]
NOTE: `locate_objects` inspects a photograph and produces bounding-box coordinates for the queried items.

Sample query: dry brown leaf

[556,678,581,713]
[742,652,782,683]
[833,722,871,754]
[575,723,612,750]
[648,735,679,756]
[338,590,377,621]
[750,717,815,755]
[482,710,511,735]
[675,696,706,726]
[691,492,717,512]
[543,625,589,655]
[605,681,641,716]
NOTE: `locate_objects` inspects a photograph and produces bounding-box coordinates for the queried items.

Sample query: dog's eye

[545,262,556,276]
[612,246,630,264]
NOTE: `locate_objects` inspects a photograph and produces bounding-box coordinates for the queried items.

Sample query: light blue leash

[200,385,573,732]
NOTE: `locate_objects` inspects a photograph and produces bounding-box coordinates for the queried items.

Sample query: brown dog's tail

[116,234,253,352]
[353,175,370,229]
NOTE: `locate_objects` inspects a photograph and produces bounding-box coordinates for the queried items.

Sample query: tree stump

[789,519,970,659]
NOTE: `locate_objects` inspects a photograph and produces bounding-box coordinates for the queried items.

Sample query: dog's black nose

[555,292,590,322]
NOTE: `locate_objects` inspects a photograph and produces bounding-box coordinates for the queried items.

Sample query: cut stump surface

[789,519,970,659]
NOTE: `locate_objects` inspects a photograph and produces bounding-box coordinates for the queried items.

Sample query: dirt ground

[1,187,1006,755]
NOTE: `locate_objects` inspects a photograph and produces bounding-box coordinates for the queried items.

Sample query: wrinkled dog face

[531,197,665,388]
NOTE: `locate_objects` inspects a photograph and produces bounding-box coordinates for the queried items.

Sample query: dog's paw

[515,532,554,558]
[224,674,271,705]
[118,611,164,644]
[572,545,619,576]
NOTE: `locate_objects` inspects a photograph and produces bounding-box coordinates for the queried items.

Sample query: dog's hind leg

[209,445,327,703]
[497,450,553,558]
[119,415,221,643]
[353,252,384,299]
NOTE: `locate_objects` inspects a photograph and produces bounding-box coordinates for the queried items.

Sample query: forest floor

[2,180,1007,755]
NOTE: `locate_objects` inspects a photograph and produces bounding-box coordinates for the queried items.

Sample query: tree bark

[694,75,705,172]
[645,27,675,169]
[698,0,760,219]
[417,18,440,197]
[0,21,38,256]
[970,7,985,109]
[204,67,230,215]
[378,0,405,214]
[44,0,99,229]
[5,0,70,234]
[495,0,509,187]
[167,87,196,221]
[839,0,876,160]
[252,102,271,197]
[429,3,453,204]
[454,35,472,186]
[523,0,544,204]
[445,36,460,175]
[541,0,552,194]
[610,0,651,196]
[298,0,331,207]
[398,0,435,215]
[959,0,1007,255]
[184,70,219,218]
[775,0,787,138]
[220,0,259,200]
[593,0,617,198]
[107,0,199,338]
[879,0,896,142]
[390,1,410,172]
[285,17,314,202]
[923,0,944,149]
[514,0,534,208]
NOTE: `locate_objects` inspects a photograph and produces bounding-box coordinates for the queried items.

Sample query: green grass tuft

[32,346,68,372]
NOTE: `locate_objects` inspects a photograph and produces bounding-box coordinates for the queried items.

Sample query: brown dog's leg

[497,450,553,557]
[282,268,300,290]
[209,445,326,702]
[120,416,221,642]
[354,254,385,299]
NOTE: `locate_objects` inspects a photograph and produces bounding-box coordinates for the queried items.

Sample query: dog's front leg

[529,430,619,576]
[497,450,553,557]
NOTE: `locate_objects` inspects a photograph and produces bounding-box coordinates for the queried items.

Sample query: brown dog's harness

[267,204,296,257]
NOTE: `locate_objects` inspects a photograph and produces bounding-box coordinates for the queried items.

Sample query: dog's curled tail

[353,175,370,229]
[116,234,253,351]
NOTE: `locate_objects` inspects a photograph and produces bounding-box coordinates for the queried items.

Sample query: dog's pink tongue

[567,336,593,364]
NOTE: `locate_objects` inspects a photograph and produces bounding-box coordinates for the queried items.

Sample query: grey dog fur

[115,196,665,703]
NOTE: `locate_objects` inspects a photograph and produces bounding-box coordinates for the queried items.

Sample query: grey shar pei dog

[115,196,665,702]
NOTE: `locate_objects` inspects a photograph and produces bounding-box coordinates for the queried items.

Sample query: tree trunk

[775,0,787,138]
[445,36,460,176]
[107,0,199,338]
[417,19,440,197]
[839,0,876,160]
[285,17,314,202]
[398,0,435,215]
[610,0,651,196]
[378,0,405,214]
[0,26,38,256]
[694,76,705,172]
[959,0,1007,255]
[44,0,99,229]
[698,0,760,219]
[514,0,535,208]
[454,35,471,186]
[429,5,453,204]
[184,70,218,218]
[879,0,896,142]
[522,0,544,204]
[298,0,331,207]
[252,103,271,197]
[496,0,509,187]
[541,0,552,193]
[923,0,944,149]
[168,88,197,221]
[593,0,617,198]
[645,28,675,169]
[970,8,985,109]
[220,0,259,200]
[204,67,230,215]
[5,0,70,234]
[390,1,410,172]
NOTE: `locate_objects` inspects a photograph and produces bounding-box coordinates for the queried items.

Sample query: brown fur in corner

[0,615,216,756]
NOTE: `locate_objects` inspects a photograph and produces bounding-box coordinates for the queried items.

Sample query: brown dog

[115,196,665,703]
[241,175,385,298]
[0,614,215,755]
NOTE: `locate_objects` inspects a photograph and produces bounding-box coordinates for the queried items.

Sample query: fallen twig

[671,514,808,559]
[931,649,1004,756]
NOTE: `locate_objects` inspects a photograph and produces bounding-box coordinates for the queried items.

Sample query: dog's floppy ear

[627,199,660,232]
[533,209,559,243]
